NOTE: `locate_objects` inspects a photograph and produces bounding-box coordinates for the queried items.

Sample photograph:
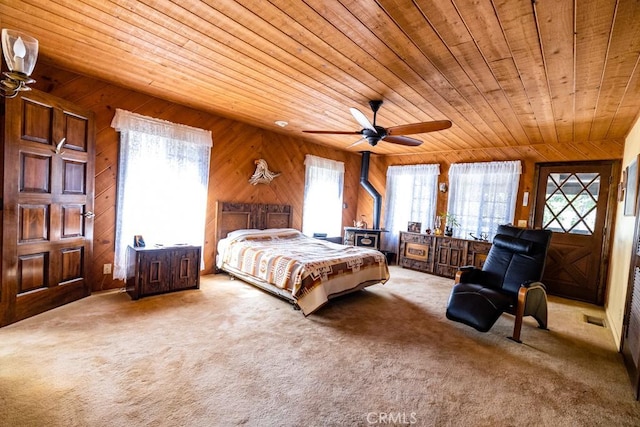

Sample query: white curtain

[302,154,344,237]
[110,109,212,280]
[383,164,440,252]
[447,160,521,240]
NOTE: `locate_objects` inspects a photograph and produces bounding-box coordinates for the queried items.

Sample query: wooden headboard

[215,201,293,244]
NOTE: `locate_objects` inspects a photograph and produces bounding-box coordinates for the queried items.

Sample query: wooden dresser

[398,231,491,279]
[126,245,201,300]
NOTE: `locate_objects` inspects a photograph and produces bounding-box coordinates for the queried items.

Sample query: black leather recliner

[445,225,552,343]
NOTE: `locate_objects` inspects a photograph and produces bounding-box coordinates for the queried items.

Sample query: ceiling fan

[303,100,452,147]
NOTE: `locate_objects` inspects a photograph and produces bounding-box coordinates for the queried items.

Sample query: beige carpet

[1,266,639,426]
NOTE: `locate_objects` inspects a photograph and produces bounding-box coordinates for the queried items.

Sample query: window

[302,155,344,237]
[383,164,440,252]
[447,161,521,240]
[542,172,599,235]
[111,109,212,280]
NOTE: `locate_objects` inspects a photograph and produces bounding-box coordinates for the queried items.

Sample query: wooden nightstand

[125,245,201,300]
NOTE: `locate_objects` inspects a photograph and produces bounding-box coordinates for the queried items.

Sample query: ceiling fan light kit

[303,100,451,148]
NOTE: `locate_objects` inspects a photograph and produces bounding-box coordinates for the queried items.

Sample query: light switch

[523,191,529,206]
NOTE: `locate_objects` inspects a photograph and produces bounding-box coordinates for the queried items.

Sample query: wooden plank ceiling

[2,0,640,155]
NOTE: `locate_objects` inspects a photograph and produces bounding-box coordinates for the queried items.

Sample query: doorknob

[83,211,95,218]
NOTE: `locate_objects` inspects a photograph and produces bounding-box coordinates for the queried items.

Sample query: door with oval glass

[532,161,618,305]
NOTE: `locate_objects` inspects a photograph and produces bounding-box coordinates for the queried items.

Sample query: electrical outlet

[103,263,112,275]
[517,220,528,228]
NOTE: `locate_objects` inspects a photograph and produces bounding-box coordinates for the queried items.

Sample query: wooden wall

[29,62,625,292]
[30,63,361,291]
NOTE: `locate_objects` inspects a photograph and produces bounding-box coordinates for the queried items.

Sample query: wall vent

[584,314,606,327]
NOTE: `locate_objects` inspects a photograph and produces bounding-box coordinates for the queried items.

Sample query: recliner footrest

[446,283,512,333]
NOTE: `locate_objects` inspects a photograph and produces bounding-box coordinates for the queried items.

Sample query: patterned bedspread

[216,228,390,314]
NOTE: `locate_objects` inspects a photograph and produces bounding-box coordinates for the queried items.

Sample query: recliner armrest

[455,266,483,284]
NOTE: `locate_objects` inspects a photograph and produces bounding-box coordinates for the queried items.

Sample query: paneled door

[1,90,95,326]
[532,161,617,305]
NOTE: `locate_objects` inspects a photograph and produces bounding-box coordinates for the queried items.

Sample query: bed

[215,201,390,315]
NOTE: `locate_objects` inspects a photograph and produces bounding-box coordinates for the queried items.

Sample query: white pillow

[226,228,300,239]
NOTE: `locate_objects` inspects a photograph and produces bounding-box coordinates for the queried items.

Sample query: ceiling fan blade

[346,137,366,149]
[387,120,452,136]
[302,130,361,135]
[383,135,423,146]
[349,107,376,132]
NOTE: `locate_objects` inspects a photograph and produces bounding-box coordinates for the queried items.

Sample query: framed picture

[407,221,421,233]
[619,168,627,203]
[625,157,639,216]
[133,235,146,247]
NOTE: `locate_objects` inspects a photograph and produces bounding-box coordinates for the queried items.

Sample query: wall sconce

[1,29,38,98]
[439,182,448,193]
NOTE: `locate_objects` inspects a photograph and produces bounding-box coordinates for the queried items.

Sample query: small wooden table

[125,245,201,300]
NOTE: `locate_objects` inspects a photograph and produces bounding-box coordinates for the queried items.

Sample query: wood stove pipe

[359,151,381,229]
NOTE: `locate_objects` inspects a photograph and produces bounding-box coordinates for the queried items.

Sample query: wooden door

[532,161,617,305]
[1,90,95,326]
